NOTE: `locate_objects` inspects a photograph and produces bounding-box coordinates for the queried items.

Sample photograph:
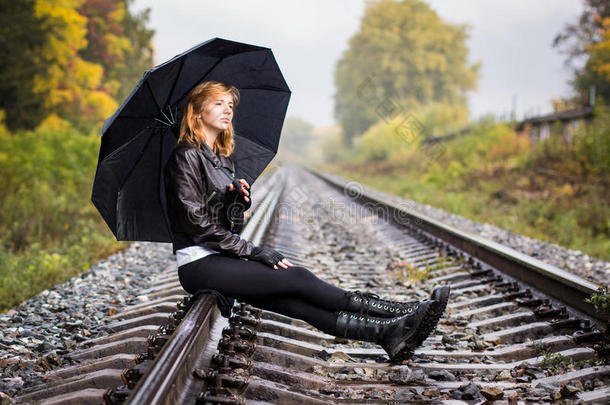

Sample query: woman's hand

[247,246,294,270]
[275,257,294,270]
[229,178,250,203]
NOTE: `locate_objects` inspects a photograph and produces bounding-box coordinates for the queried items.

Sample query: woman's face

[198,93,234,133]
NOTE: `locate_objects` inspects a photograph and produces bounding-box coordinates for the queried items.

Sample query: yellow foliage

[38,114,73,131]
[34,0,87,61]
[105,34,132,61]
[559,183,575,196]
[588,16,610,81]
[83,91,118,120]
[31,0,115,129]
[108,2,126,23]
[72,58,104,89]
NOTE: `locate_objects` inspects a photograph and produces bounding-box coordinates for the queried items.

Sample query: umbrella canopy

[91,37,291,242]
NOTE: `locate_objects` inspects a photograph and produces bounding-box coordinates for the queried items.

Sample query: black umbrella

[91,37,291,242]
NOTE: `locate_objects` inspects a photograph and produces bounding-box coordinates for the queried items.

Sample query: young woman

[163,81,449,362]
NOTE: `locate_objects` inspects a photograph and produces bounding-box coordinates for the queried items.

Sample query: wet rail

[13,166,609,404]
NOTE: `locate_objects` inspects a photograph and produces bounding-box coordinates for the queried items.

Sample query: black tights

[177,254,351,335]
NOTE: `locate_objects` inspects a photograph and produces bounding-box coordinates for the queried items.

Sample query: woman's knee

[178,266,202,295]
[287,265,316,282]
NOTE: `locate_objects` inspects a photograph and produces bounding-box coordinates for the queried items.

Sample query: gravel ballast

[0,242,175,397]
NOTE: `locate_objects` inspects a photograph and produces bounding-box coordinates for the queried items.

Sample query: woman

[163,81,449,362]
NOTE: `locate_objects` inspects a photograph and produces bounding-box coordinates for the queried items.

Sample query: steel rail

[309,169,604,321]
[125,170,286,405]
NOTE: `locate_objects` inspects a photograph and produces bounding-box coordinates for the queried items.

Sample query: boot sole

[386,301,434,362]
[412,285,451,348]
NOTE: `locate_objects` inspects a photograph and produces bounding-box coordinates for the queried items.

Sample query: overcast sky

[132,0,584,127]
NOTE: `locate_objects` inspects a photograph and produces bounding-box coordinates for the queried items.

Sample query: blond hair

[178,81,240,157]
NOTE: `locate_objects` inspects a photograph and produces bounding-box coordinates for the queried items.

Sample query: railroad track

[12,166,609,404]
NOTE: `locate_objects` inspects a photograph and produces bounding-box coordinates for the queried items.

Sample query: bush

[0,117,128,311]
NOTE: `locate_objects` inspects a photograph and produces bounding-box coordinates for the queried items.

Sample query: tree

[34,0,118,131]
[587,16,610,82]
[333,0,479,145]
[553,0,610,102]
[0,0,154,132]
[78,0,154,103]
[0,0,50,130]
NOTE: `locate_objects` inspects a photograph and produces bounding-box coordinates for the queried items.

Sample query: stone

[537,382,560,394]
[0,392,15,405]
[480,386,504,400]
[422,388,439,397]
[393,390,415,401]
[560,383,581,397]
[495,369,512,381]
[449,390,463,399]
[329,351,355,363]
[428,369,456,381]
[315,350,331,361]
[459,382,481,400]
[388,368,412,385]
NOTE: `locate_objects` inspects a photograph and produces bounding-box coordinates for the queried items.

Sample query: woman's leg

[177,254,437,362]
[246,296,338,335]
[178,254,350,312]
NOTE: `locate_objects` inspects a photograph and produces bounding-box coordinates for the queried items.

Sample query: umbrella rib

[117,131,155,191]
[173,56,228,106]
[158,133,172,237]
[165,58,185,108]
[100,125,153,163]
[169,105,175,123]
[154,117,171,126]
[145,80,163,112]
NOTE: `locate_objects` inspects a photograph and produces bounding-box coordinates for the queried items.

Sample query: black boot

[412,285,451,347]
[344,291,422,318]
[335,300,432,362]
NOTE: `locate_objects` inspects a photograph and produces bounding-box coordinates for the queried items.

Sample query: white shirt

[175,245,218,267]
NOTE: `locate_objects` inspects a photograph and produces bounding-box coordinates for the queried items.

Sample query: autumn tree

[333,0,479,145]
[554,0,610,102]
[0,0,50,130]
[78,0,154,103]
[0,0,154,131]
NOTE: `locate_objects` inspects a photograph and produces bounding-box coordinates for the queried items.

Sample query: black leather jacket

[163,141,255,257]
